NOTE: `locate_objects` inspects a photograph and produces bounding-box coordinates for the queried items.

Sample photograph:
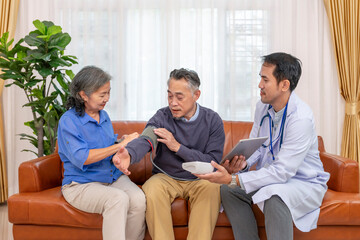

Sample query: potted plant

[0,19,78,157]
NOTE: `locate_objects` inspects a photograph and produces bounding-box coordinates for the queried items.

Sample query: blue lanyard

[261,103,288,160]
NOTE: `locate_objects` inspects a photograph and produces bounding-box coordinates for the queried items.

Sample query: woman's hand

[121,132,139,146]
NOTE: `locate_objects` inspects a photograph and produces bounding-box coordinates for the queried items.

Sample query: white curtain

[3,0,344,195]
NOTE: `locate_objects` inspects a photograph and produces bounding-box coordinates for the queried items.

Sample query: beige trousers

[142,173,220,240]
[61,175,146,240]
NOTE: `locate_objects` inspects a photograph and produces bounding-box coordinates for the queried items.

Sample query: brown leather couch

[8,121,360,240]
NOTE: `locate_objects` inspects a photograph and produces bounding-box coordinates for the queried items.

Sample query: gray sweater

[126,105,225,180]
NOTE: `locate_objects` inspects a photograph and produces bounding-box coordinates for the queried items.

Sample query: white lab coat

[240,92,330,232]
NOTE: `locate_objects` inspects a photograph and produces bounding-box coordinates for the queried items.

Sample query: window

[58,1,269,121]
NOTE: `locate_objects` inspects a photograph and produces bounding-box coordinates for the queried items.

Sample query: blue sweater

[126,105,225,180]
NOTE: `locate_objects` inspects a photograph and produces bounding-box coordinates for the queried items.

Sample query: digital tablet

[221,136,268,164]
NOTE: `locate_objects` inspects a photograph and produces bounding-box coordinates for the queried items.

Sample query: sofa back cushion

[112,120,253,185]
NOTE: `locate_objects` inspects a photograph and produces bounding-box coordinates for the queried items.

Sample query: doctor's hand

[222,155,247,174]
[153,128,181,152]
[194,161,232,185]
[113,146,131,175]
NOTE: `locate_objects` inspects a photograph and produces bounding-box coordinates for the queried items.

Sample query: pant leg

[185,180,220,240]
[142,174,183,240]
[110,175,146,240]
[220,185,259,240]
[61,181,129,240]
[264,195,293,240]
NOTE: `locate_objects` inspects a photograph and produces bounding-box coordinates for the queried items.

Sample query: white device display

[221,136,268,164]
[182,162,214,174]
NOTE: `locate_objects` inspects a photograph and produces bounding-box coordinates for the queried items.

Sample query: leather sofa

[8,121,360,240]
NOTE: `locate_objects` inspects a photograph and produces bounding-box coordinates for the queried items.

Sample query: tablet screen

[221,136,268,163]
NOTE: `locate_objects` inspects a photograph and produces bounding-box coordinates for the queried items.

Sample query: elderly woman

[57,66,146,240]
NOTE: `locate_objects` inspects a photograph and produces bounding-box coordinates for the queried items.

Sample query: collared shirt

[180,103,200,122]
[58,108,121,186]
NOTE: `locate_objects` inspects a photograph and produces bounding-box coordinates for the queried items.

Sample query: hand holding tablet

[220,136,268,164]
[182,137,268,175]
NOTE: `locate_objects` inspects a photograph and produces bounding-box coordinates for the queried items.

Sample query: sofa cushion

[317,189,360,225]
[9,186,189,228]
[8,187,102,228]
[219,189,360,228]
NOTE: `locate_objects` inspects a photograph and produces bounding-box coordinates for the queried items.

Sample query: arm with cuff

[125,126,157,164]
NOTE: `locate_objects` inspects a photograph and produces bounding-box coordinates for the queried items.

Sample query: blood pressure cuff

[140,125,158,152]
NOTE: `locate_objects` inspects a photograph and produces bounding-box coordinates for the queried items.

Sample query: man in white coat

[195,52,330,240]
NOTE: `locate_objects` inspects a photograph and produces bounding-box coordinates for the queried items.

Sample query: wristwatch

[228,174,237,188]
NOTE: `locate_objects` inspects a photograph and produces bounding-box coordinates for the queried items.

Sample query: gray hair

[66,66,111,116]
[167,68,200,93]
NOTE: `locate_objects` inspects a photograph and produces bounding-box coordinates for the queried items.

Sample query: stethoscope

[259,102,288,160]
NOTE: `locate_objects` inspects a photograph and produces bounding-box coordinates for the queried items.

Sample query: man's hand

[113,146,131,175]
[153,128,181,152]
[194,161,232,184]
[222,155,247,174]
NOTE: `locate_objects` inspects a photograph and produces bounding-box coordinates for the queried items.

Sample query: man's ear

[194,89,201,101]
[281,80,290,92]
[79,91,88,102]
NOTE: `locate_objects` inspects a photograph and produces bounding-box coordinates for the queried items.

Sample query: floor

[0,202,13,240]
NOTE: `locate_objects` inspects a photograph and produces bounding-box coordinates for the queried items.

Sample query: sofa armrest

[19,153,63,193]
[320,151,359,193]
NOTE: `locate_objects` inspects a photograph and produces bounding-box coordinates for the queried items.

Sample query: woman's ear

[79,91,88,102]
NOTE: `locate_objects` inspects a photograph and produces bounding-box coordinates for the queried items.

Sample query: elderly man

[114,68,229,240]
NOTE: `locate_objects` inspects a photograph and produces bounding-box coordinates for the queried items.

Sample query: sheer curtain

[3,0,344,195]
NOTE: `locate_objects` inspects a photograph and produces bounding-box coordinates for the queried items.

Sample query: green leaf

[12,81,26,89]
[0,72,24,80]
[41,53,52,61]
[17,50,27,60]
[8,39,28,57]
[36,35,48,39]
[25,80,41,88]
[49,33,71,49]
[0,32,9,47]
[24,34,44,47]
[62,56,78,64]
[4,83,14,87]
[19,133,37,142]
[43,21,55,28]
[38,68,54,77]
[25,50,51,61]
[56,74,70,89]
[33,20,46,35]
[0,58,10,68]
[6,38,14,48]
[29,88,44,98]
[21,149,38,156]
[47,25,62,37]
[65,70,75,80]
[49,58,72,67]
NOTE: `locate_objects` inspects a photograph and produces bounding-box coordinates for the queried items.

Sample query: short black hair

[168,68,200,92]
[262,52,302,91]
